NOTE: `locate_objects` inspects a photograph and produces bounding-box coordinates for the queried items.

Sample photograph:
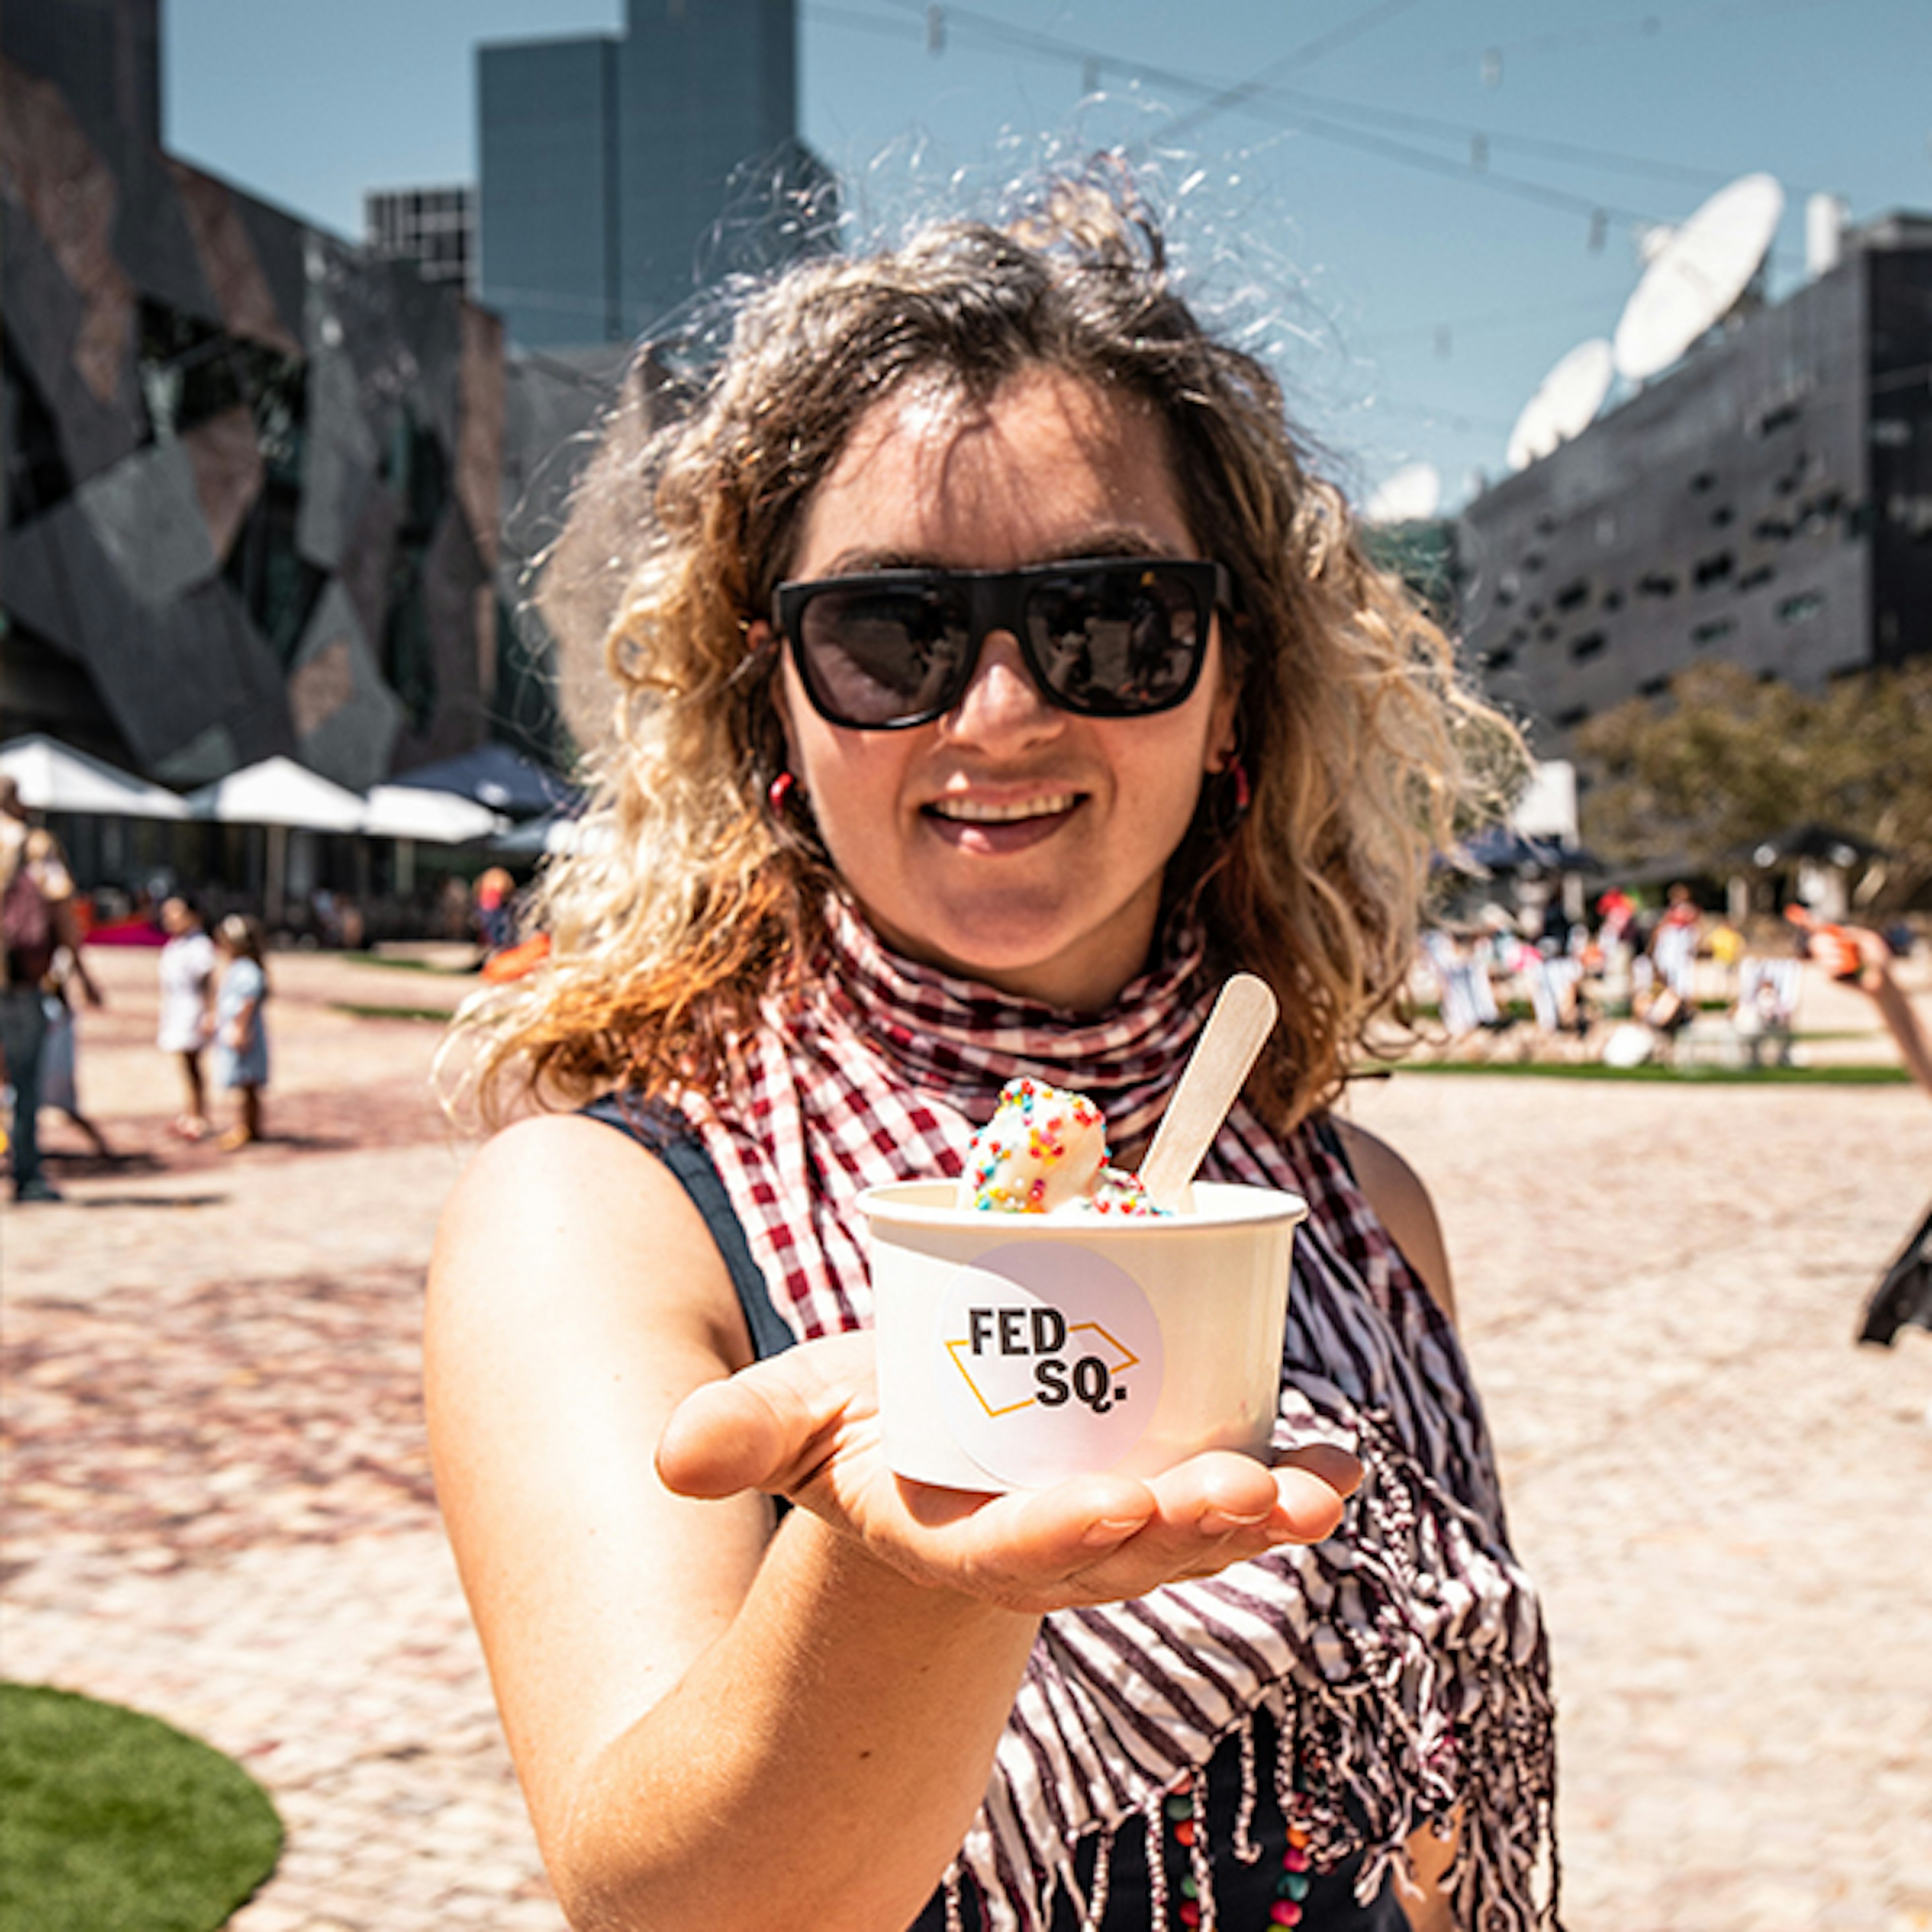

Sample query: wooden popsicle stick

[1138,973,1280,1212]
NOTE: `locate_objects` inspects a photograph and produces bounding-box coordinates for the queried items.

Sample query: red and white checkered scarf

[677,903,1559,1932]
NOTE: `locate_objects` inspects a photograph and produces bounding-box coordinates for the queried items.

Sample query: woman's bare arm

[428,1115,1355,1932]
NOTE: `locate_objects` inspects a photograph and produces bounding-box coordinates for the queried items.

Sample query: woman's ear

[754,621,803,770]
[1205,680,1241,775]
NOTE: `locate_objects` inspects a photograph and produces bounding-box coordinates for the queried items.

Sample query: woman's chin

[868,899,1157,1013]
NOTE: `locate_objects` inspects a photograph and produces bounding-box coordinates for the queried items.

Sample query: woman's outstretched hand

[657,1332,1360,1614]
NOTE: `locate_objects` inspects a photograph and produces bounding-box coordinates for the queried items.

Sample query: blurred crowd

[1419,881,1923,1076]
[3,779,536,1201]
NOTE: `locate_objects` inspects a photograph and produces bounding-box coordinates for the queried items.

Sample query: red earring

[767,771,797,816]
[1231,755,1251,815]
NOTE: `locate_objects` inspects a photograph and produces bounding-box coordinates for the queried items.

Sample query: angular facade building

[1,26,508,794]
[478,0,833,350]
[1459,214,1932,755]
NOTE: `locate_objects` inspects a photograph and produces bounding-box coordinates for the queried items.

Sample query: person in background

[438,873,472,944]
[211,913,270,1150]
[34,829,110,1160]
[1788,910,1932,1345]
[1706,916,1744,998]
[1796,913,1932,1097]
[2,779,68,1200]
[157,895,219,1141]
[1650,880,1701,1003]
[472,866,517,958]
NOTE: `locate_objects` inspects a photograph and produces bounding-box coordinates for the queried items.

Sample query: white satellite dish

[1363,461,1441,524]
[1612,172,1784,382]
[1505,338,1615,471]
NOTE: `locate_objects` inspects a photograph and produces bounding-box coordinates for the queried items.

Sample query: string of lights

[810,0,1809,242]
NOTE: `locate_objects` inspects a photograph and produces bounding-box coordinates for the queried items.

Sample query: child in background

[157,895,218,1139]
[211,914,269,1150]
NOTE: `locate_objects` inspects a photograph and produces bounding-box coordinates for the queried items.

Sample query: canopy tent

[386,744,577,819]
[184,757,368,926]
[492,806,607,858]
[1725,821,1889,871]
[360,784,505,844]
[1452,827,1604,876]
[183,756,367,832]
[0,733,187,820]
[1722,820,1889,922]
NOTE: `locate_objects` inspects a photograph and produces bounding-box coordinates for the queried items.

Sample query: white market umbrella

[361,784,505,844]
[492,808,610,858]
[184,756,367,926]
[183,756,367,832]
[0,733,187,819]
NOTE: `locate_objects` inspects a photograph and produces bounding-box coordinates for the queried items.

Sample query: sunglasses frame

[772,555,1235,731]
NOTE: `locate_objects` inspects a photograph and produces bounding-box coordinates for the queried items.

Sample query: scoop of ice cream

[1077,1166,1161,1216]
[957,1077,1165,1216]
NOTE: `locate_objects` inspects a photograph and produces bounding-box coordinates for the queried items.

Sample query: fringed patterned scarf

[676,903,1559,1932]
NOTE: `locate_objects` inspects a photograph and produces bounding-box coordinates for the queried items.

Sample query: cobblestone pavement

[3,947,1928,1930]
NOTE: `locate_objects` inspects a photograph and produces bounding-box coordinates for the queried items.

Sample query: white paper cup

[858,1180,1308,1492]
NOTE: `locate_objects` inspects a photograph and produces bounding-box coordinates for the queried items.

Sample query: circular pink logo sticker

[933,1241,1164,1488]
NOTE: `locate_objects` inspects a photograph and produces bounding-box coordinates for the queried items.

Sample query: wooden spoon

[1138,973,1280,1212]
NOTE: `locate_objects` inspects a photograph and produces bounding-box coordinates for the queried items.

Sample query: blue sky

[165,1,1930,510]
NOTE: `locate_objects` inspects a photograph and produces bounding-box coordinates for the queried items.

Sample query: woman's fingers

[657,1340,1360,1609]
[1274,1439,1364,1526]
[892,1451,1357,1609]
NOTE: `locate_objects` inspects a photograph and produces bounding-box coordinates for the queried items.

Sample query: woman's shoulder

[1323,1116,1457,1325]
[450,1107,682,1204]
[435,1108,757,1367]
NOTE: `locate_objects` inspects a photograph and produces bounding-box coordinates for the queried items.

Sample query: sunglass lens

[1026,567,1203,714]
[798,587,970,726]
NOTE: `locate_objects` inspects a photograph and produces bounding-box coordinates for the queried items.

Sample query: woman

[157,895,217,1140]
[431,180,1555,1932]
[210,913,269,1149]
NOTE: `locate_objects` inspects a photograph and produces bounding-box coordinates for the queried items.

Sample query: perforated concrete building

[1459,213,1932,755]
[0,28,508,793]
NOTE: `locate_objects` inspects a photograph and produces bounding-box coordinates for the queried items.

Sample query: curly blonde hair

[454,175,1521,1131]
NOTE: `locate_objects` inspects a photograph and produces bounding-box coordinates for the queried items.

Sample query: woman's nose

[942,630,1063,745]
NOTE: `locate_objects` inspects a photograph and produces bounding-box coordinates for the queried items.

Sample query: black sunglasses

[772,556,1233,731]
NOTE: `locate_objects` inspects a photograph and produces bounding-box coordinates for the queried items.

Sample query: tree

[1572,662,1932,910]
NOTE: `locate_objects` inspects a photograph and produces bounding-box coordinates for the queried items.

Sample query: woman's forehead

[794,365,1193,574]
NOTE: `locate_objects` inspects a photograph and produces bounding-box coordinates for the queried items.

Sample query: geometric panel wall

[0,49,506,790]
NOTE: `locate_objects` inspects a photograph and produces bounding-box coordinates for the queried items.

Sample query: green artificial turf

[0,1683,283,1932]
[340,950,472,975]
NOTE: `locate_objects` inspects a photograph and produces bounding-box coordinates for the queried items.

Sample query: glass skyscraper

[478,0,832,351]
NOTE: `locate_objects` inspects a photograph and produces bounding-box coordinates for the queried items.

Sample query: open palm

[656,1331,1359,1613]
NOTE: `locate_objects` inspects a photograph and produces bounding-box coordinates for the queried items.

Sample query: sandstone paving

[3,946,1929,1929]
[1343,1074,1932,1932]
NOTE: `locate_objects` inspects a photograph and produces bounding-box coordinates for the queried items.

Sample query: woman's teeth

[930,794,1078,824]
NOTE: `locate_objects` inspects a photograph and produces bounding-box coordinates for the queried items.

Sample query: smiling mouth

[926,792,1081,825]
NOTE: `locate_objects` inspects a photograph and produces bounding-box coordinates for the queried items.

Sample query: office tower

[478,0,833,351]
[1,0,159,151]
[366,186,477,294]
